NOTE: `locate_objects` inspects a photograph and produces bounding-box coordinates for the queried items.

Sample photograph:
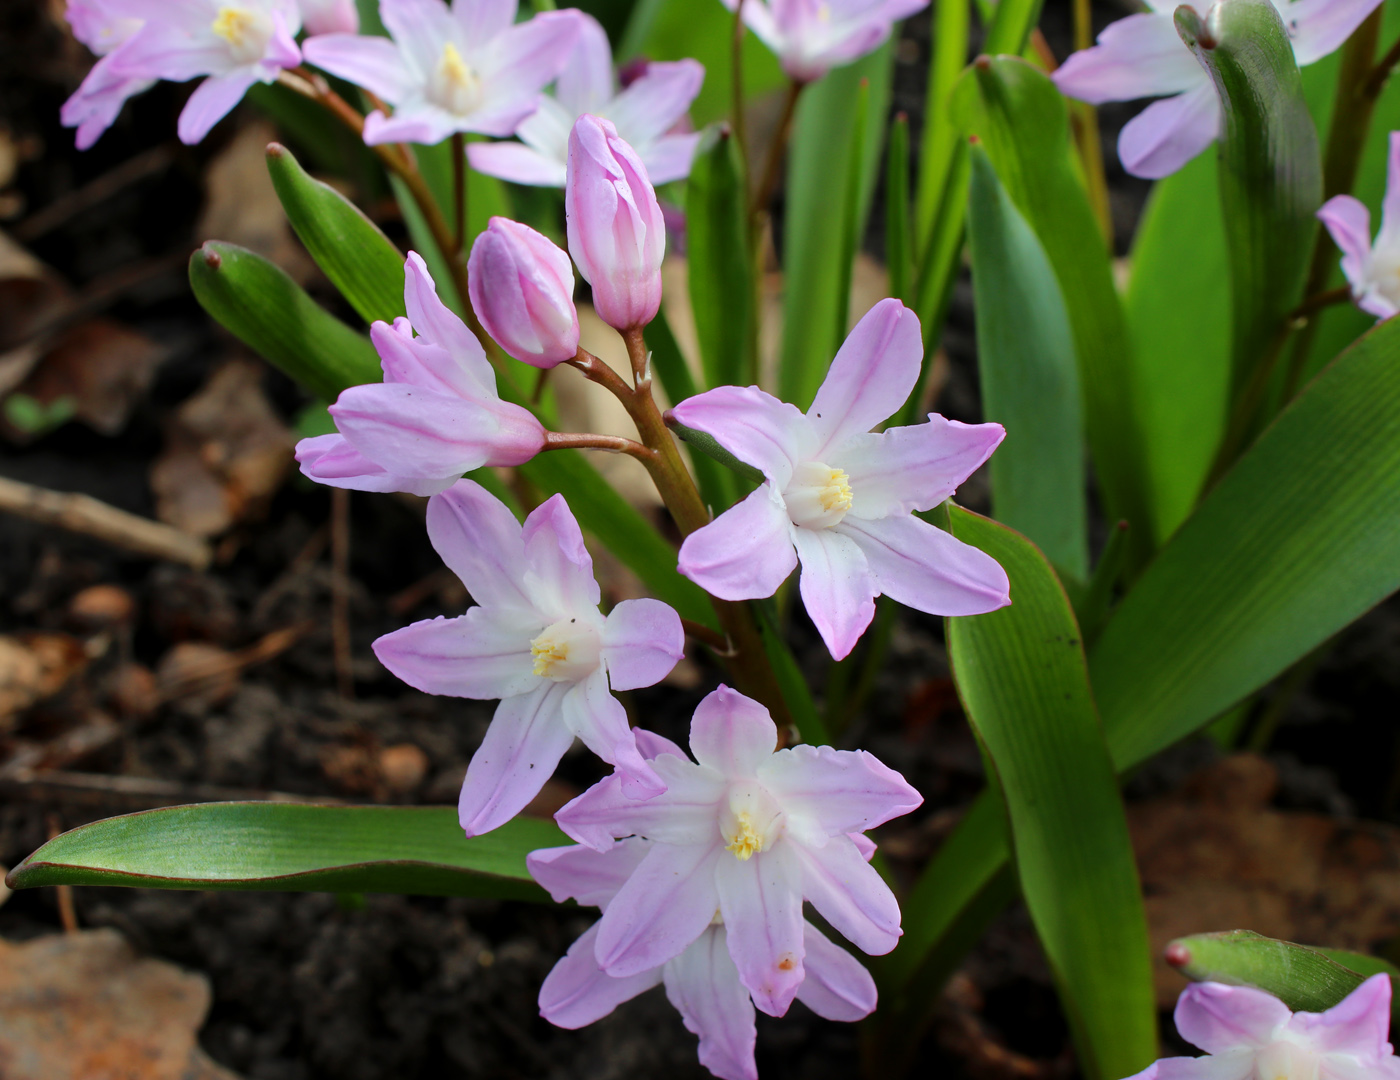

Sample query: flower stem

[750,80,804,223]
[541,430,653,458]
[451,131,466,254]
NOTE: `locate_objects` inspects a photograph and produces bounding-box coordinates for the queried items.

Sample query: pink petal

[792,527,877,661]
[634,728,688,761]
[594,841,723,975]
[793,834,902,955]
[380,0,455,73]
[601,598,684,691]
[1288,974,1394,1060]
[556,754,725,851]
[302,33,414,102]
[688,685,778,778]
[555,11,613,114]
[640,133,703,185]
[1317,195,1373,297]
[1374,130,1400,252]
[456,98,549,139]
[521,494,601,615]
[1154,1054,1253,1080]
[716,842,805,1016]
[297,433,454,496]
[178,70,260,145]
[363,106,460,146]
[371,608,539,698]
[560,671,666,800]
[107,22,227,80]
[849,832,876,861]
[1052,12,1206,105]
[452,0,519,47]
[836,415,1005,520]
[1289,0,1385,65]
[477,10,583,102]
[425,479,533,611]
[608,59,704,146]
[807,299,923,458]
[677,484,798,601]
[329,382,506,478]
[839,512,1011,616]
[402,252,496,390]
[1118,83,1220,180]
[372,320,469,395]
[663,927,759,1080]
[795,922,877,1021]
[669,385,814,487]
[458,682,575,836]
[466,141,567,186]
[758,744,921,847]
[1174,982,1292,1055]
[527,836,651,906]
[539,921,663,1028]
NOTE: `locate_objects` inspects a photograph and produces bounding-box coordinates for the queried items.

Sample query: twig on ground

[331,489,354,700]
[13,145,177,243]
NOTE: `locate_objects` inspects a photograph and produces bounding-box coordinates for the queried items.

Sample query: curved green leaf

[966,145,1087,579]
[266,142,405,325]
[7,802,560,900]
[189,241,381,403]
[946,506,1156,1080]
[1176,0,1321,403]
[952,56,1152,564]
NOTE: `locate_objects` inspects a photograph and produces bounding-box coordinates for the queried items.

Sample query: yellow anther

[531,638,569,677]
[819,468,852,513]
[725,812,763,860]
[212,6,256,46]
[432,42,483,115]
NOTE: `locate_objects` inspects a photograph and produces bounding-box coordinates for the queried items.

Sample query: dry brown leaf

[151,359,295,537]
[0,928,243,1080]
[1133,753,1400,1006]
[0,632,88,729]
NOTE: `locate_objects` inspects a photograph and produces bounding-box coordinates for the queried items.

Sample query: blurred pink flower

[469,13,703,187]
[374,480,683,836]
[1054,0,1382,179]
[722,0,928,83]
[1125,975,1400,1079]
[295,252,545,497]
[674,298,1009,660]
[303,0,581,145]
[103,0,302,144]
[61,0,153,149]
[298,0,357,34]
[468,217,580,368]
[1318,130,1400,320]
[553,684,921,1018]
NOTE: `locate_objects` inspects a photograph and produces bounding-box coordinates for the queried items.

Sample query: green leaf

[667,417,766,485]
[966,144,1087,579]
[1124,152,1231,545]
[945,506,1156,1080]
[6,802,560,900]
[1176,0,1321,405]
[686,125,753,391]
[885,113,913,305]
[266,142,406,326]
[913,0,970,256]
[189,241,381,402]
[951,56,1153,565]
[779,44,892,410]
[984,0,1046,55]
[1168,931,1383,1013]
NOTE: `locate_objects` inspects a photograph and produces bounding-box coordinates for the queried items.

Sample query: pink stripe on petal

[556,754,725,851]
[1289,0,1385,65]
[478,10,583,99]
[177,70,259,145]
[363,107,459,146]
[836,415,1005,520]
[560,671,666,800]
[796,922,878,1022]
[453,0,520,47]
[371,607,539,699]
[554,11,613,114]
[458,681,575,836]
[758,743,922,847]
[303,34,414,102]
[402,252,495,390]
[467,141,567,186]
[608,59,704,146]
[715,843,805,1017]
[794,834,902,955]
[425,479,534,610]
[689,685,778,778]
[329,382,500,477]
[792,527,877,661]
[1052,12,1205,105]
[670,385,814,487]
[527,836,651,907]
[677,484,798,602]
[663,927,758,1080]
[540,921,663,1028]
[594,841,723,976]
[521,494,600,615]
[601,598,684,691]
[840,512,1010,617]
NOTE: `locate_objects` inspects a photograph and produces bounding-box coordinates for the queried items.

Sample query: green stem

[750,80,804,223]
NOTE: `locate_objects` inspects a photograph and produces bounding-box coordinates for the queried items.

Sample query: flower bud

[468,218,580,368]
[299,0,358,35]
[565,114,666,332]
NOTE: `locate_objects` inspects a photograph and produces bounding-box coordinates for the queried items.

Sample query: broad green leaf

[952,56,1153,564]
[779,44,892,410]
[7,802,560,900]
[189,242,381,402]
[945,507,1156,1080]
[1169,931,1386,1013]
[1176,0,1320,405]
[687,126,753,390]
[966,145,1087,579]
[1125,152,1230,545]
[885,112,913,305]
[266,142,406,325]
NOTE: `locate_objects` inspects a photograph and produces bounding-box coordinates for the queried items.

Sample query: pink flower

[1318,131,1400,320]
[103,0,302,145]
[302,0,581,146]
[374,480,684,836]
[1054,0,1382,179]
[1125,976,1400,1079]
[673,299,1009,661]
[721,0,928,83]
[61,0,154,149]
[467,217,580,368]
[565,115,666,332]
[530,827,878,1080]
[298,0,357,34]
[468,13,703,187]
[552,685,921,1019]
[295,252,545,497]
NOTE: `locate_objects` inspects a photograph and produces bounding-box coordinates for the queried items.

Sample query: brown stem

[451,131,466,253]
[1364,31,1400,99]
[542,430,653,458]
[750,80,803,223]
[682,618,733,654]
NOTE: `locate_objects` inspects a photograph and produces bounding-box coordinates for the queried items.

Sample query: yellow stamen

[212,6,256,47]
[725,812,763,860]
[531,638,569,677]
[819,468,852,513]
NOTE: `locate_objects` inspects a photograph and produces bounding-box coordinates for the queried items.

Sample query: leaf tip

[973,54,992,70]
[1166,941,1192,969]
[267,141,287,160]
[201,244,223,271]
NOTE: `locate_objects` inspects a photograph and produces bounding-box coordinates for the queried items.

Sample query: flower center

[529,618,601,682]
[211,6,273,64]
[429,42,483,116]
[783,460,853,529]
[1254,1041,1317,1080]
[719,781,784,860]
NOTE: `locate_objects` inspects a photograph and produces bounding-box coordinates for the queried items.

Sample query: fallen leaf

[0,928,244,1080]
[155,642,239,709]
[0,632,88,730]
